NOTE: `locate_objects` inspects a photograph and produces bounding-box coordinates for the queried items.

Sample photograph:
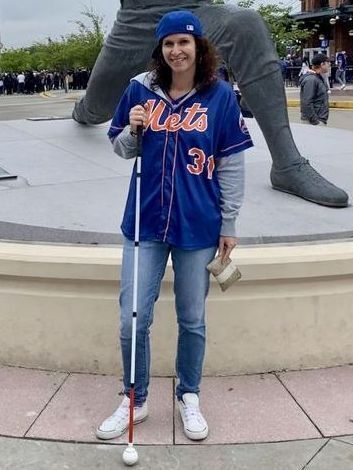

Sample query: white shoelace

[109,400,129,424]
[183,404,204,425]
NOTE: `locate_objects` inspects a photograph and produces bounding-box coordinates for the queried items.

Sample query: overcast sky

[0,0,300,49]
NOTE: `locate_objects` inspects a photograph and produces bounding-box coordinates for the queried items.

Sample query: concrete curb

[287,99,353,109]
[40,91,81,101]
[39,92,51,99]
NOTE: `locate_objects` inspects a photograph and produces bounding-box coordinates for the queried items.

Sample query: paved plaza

[1,364,353,469]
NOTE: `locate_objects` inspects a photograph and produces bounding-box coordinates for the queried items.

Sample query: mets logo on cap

[155,10,203,41]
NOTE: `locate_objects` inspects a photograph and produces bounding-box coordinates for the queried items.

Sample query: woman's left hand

[218,236,237,264]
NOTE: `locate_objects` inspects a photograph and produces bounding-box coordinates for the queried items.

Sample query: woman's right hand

[129,104,148,132]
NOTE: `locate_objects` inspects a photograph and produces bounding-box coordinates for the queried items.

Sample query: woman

[96,10,253,442]
[299,58,310,77]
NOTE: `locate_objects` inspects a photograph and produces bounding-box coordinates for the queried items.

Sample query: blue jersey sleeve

[216,86,253,158]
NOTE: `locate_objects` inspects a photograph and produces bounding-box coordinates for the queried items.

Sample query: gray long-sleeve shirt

[113,125,245,237]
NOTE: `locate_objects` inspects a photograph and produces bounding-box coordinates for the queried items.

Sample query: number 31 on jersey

[186,148,215,180]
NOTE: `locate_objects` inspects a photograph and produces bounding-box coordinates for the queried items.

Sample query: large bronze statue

[73,0,348,207]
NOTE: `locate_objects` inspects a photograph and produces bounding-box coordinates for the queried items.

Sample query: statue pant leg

[196,4,348,206]
[73,6,154,124]
[196,5,301,169]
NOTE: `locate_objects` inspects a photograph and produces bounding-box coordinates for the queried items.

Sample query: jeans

[335,69,346,87]
[119,238,217,405]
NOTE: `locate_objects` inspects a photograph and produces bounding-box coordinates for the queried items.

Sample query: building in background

[293,0,353,62]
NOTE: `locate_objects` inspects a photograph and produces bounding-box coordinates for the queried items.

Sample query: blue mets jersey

[108,72,253,250]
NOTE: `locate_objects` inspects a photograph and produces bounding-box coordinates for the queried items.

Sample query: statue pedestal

[0,118,352,374]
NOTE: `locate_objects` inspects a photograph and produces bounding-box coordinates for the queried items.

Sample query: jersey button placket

[157,107,172,237]
[159,134,174,233]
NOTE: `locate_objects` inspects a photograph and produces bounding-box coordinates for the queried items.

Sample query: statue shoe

[270,159,349,208]
[72,102,88,125]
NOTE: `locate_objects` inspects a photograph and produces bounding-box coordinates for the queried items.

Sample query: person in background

[321,54,331,94]
[299,53,330,126]
[299,57,310,77]
[17,72,25,94]
[335,51,347,91]
[4,73,14,95]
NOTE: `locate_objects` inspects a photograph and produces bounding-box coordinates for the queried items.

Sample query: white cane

[122,125,143,467]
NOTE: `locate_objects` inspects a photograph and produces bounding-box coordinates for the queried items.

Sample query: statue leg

[196,4,348,207]
[73,6,154,124]
[72,1,204,125]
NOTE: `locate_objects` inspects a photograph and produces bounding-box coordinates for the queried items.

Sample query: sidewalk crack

[23,372,70,437]
[333,436,353,447]
[300,438,330,470]
[274,373,325,437]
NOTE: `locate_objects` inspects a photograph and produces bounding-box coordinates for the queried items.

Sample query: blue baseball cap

[155,10,203,42]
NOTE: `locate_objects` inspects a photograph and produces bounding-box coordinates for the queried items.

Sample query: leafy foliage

[212,0,311,57]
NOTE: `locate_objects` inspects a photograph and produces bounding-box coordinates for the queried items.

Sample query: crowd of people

[279,50,351,89]
[0,69,91,95]
[1,52,350,96]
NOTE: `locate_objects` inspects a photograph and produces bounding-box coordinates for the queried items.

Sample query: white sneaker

[340,84,346,90]
[96,396,148,440]
[178,393,209,440]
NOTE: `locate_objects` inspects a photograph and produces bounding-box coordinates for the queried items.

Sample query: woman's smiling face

[162,34,197,75]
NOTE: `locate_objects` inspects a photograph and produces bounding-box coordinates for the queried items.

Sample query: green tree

[212,0,311,57]
[257,3,310,57]
[0,49,31,72]
[237,0,255,8]
[65,5,105,69]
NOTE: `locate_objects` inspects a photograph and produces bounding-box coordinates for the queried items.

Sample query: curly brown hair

[149,36,220,93]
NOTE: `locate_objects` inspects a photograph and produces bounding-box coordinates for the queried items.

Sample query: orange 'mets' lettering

[146,99,208,132]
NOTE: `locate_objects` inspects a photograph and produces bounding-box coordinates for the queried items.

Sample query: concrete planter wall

[1,241,353,375]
